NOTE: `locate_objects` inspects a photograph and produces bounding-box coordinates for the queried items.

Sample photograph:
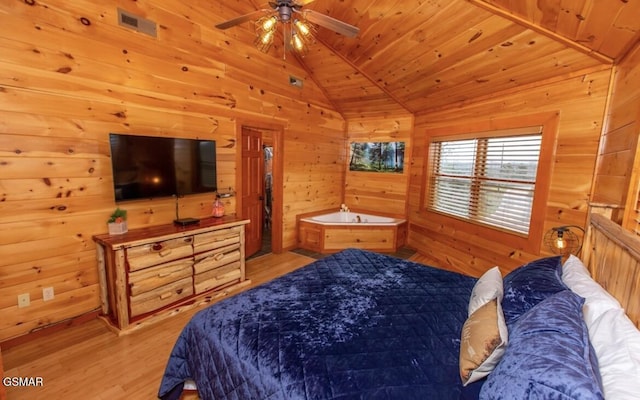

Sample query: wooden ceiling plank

[205,0,633,115]
[380,18,525,95]
[402,33,602,109]
[352,0,462,67]
[468,0,612,64]
[415,63,610,115]
[329,0,385,54]
[409,56,603,111]
[314,0,408,57]
[313,35,414,114]
[555,0,589,40]
[291,52,348,117]
[364,6,494,76]
[576,1,623,57]
[596,2,640,61]
[535,0,562,31]
[391,26,556,99]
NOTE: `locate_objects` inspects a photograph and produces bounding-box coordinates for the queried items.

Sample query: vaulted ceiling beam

[467,0,613,65]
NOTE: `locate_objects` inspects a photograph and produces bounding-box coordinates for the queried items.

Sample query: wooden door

[241,127,264,257]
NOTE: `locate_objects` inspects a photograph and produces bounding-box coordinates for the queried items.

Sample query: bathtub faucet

[356,215,361,223]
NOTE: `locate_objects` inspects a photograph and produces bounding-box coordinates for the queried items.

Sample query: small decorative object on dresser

[107,207,128,235]
[212,194,225,217]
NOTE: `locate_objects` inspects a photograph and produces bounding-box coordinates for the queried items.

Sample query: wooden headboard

[582,213,640,328]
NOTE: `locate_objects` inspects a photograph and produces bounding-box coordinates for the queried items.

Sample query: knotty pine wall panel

[408,69,612,274]
[593,42,640,229]
[345,116,414,217]
[281,124,346,247]
[0,0,345,342]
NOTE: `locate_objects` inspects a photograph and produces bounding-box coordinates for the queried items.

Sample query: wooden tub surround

[297,209,407,254]
[92,216,250,334]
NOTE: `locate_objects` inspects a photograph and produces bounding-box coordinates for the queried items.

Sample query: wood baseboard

[0,310,101,350]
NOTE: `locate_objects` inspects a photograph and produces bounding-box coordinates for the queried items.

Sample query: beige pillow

[459,298,508,385]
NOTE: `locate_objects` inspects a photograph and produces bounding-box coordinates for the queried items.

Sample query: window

[427,126,544,236]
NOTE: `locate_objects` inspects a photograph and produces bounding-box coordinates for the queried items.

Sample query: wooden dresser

[93,216,250,333]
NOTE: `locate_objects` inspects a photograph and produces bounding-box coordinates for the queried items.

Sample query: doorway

[239,123,283,259]
[247,141,273,258]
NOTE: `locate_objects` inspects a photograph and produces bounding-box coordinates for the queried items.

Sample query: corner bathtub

[297,210,407,253]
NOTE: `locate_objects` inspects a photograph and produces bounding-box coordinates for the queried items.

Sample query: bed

[158,213,640,400]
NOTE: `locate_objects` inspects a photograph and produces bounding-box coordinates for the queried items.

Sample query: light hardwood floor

[2,251,315,400]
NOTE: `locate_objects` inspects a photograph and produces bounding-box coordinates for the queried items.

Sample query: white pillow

[562,255,621,326]
[588,308,640,400]
[468,266,503,315]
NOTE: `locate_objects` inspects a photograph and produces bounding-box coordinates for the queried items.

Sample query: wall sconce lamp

[544,225,586,256]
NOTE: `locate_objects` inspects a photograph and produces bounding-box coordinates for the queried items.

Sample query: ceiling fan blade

[215,9,268,30]
[302,10,359,38]
[294,0,317,5]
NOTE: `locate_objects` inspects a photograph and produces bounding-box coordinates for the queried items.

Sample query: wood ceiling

[214,0,640,118]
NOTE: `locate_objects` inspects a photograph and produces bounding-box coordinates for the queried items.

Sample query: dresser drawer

[127,237,194,272]
[193,247,241,274]
[193,226,241,254]
[130,277,193,318]
[194,262,242,294]
[128,258,193,296]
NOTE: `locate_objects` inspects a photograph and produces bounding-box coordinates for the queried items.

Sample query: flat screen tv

[109,133,217,202]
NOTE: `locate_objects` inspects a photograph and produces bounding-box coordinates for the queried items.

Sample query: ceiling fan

[215,0,359,57]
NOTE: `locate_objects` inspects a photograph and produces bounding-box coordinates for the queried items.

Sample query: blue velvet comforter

[158,248,477,400]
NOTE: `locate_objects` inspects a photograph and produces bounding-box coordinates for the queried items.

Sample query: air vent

[117,8,157,38]
[289,75,303,88]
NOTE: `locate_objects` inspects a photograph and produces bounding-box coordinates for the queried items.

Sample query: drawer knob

[159,292,173,300]
[151,243,164,251]
[158,249,172,257]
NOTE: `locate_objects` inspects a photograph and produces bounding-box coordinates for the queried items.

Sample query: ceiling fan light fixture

[217,0,360,59]
[254,29,275,53]
[290,20,316,57]
[254,15,278,53]
[291,31,308,55]
[293,18,315,38]
[256,15,278,32]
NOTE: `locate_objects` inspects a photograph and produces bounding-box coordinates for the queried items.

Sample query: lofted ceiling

[214,0,640,118]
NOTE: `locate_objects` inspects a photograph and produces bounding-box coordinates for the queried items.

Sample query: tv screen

[109,133,217,202]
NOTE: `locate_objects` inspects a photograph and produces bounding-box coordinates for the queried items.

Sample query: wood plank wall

[345,116,413,217]
[408,68,612,275]
[0,0,345,342]
[592,42,640,230]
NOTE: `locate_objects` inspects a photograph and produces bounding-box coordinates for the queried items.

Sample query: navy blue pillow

[480,290,604,400]
[501,256,567,326]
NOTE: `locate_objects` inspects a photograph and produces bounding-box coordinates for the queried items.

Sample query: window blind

[428,128,542,235]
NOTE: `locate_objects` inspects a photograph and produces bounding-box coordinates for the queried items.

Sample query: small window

[428,127,542,235]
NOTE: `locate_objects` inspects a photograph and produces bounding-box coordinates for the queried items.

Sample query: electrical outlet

[43,287,54,301]
[18,293,30,308]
